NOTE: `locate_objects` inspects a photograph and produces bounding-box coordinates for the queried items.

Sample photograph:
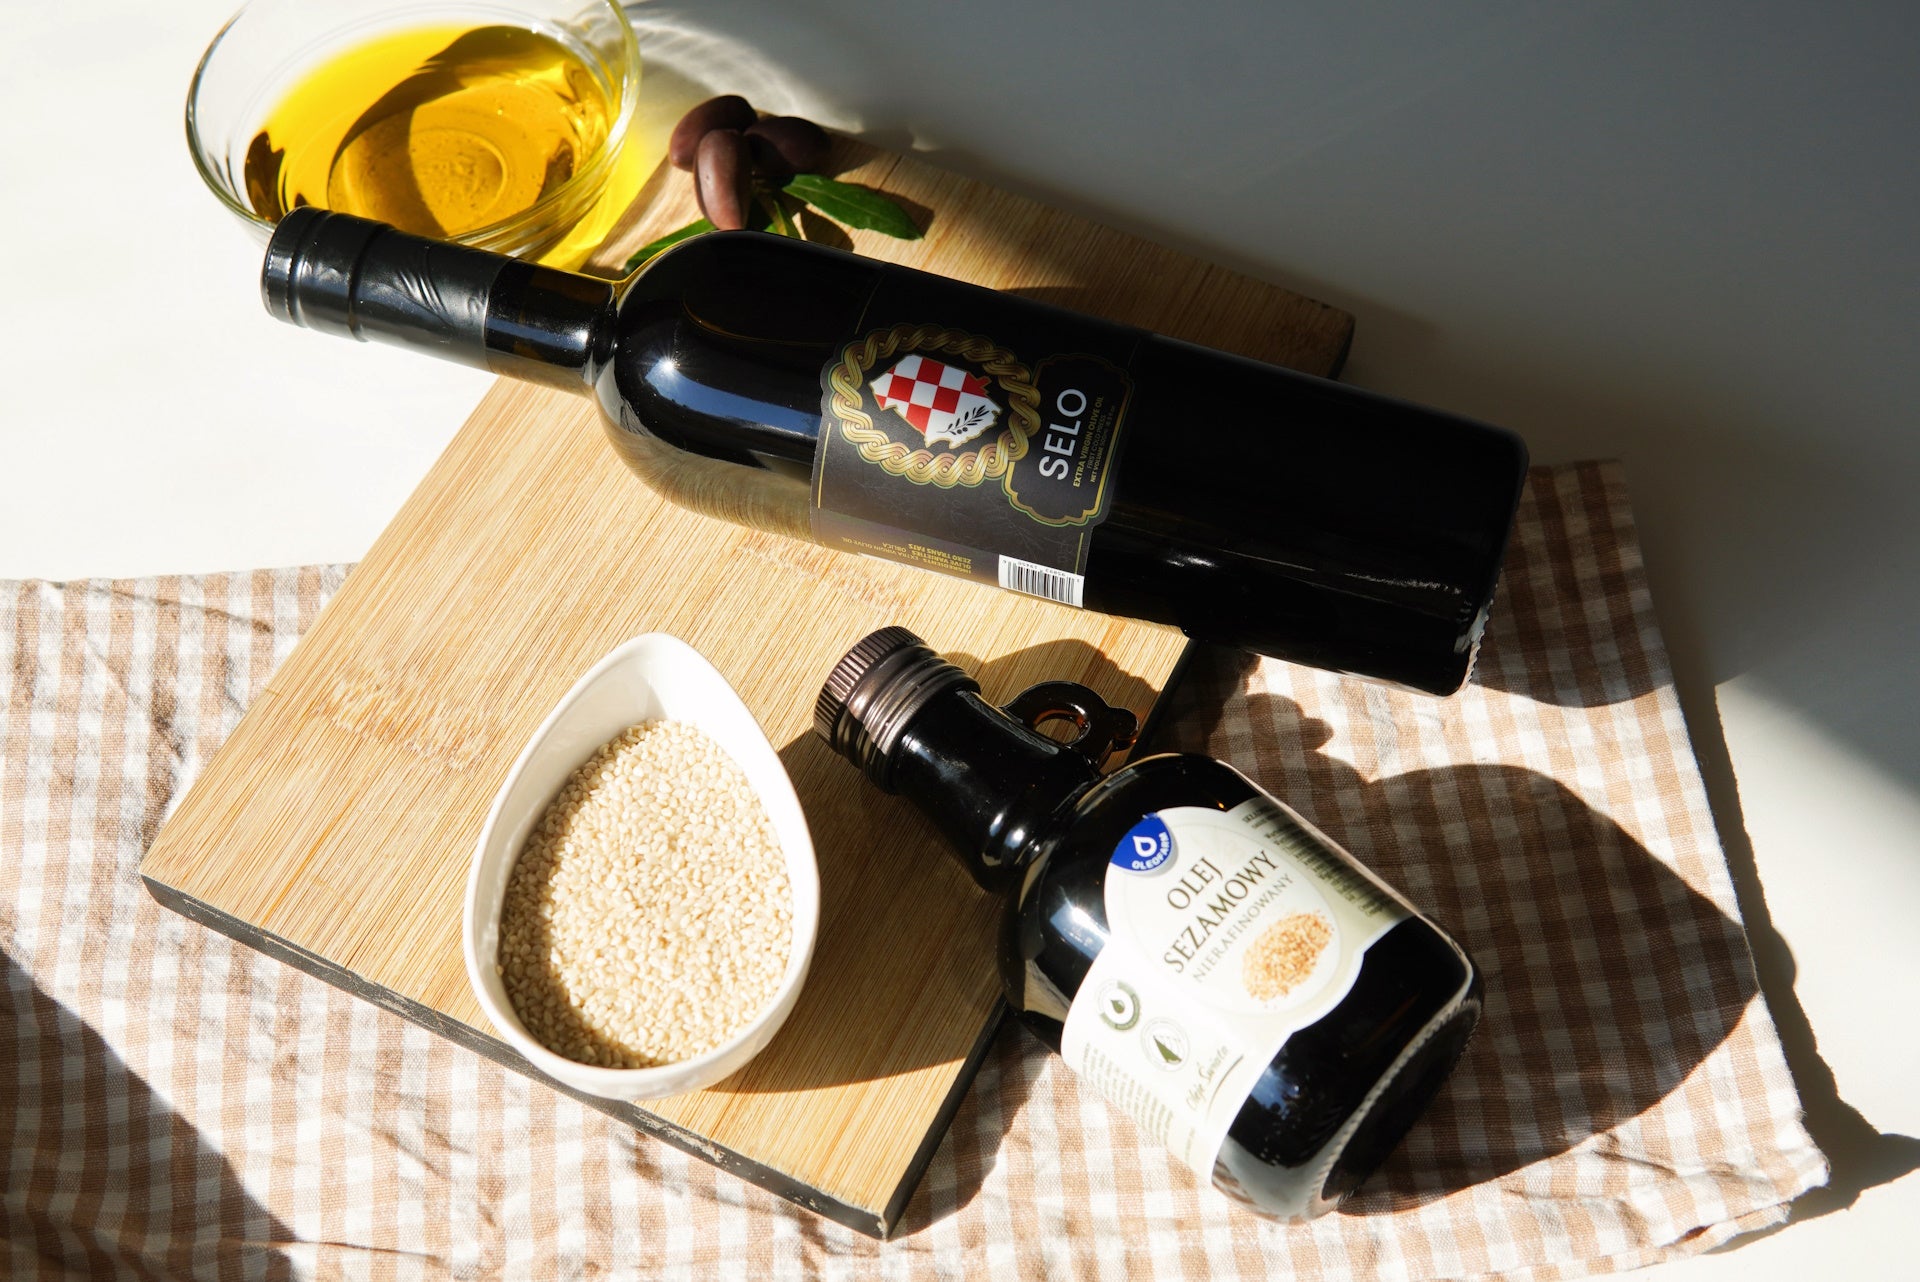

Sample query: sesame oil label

[1060,798,1411,1184]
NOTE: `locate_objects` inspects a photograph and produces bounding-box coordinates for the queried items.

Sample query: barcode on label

[998,556,1085,607]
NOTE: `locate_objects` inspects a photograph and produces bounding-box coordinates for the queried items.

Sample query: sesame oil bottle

[814,628,1482,1219]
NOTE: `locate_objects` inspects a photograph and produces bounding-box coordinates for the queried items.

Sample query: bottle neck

[261,208,619,392]
[816,628,1137,893]
[887,687,1101,893]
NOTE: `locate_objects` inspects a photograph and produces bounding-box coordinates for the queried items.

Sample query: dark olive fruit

[694,129,752,230]
[669,94,756,170]
[745,115,832,176]
[744,131,795,184]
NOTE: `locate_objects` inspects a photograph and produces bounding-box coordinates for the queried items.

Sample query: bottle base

[1214,969,1483,1220]
[1317,974,1483,1208]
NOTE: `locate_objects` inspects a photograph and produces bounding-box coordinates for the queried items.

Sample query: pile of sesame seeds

[497,718,792,1069]
[1241,911,1333,1002]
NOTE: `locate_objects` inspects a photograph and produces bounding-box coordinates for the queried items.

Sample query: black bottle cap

[259,209,505,368]
[814,627,979,789]
[261,206,379,334]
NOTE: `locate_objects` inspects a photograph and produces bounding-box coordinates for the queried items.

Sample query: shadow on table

[0,951,293,1278]
[1158,655,1769,1212]
[896,640,1797,1227]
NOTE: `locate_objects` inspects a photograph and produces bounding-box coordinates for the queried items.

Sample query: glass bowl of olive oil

[188,0,656,268]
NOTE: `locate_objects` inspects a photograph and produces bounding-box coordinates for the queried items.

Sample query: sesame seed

[499,719,791,1070]
[1241,911,1332,1002]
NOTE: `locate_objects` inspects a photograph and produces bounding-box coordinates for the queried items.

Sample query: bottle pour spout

[814,627,980,790]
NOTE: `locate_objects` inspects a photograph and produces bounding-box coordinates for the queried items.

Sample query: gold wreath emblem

[826,323,1042,487]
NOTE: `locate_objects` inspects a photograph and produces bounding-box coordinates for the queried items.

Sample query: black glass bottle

[262,208,1529,694]
[816,626,1482,1220]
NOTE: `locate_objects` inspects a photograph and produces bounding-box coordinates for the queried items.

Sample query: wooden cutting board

[139,139,1353,1237]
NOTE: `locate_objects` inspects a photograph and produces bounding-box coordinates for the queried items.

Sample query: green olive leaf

[782,174,921,239]
[760,194,800,239]
[623,218,714,271]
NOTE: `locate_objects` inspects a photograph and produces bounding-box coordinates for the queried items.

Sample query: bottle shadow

[747,628,1800,1228]
[1340,756,1746,1211]
[1155,653,1779,1213]
[907,639,1780,1222]
[1178,646,1920,1221]
[1,950,292,1276]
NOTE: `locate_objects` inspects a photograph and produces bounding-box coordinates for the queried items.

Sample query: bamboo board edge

[140,874,918,1239]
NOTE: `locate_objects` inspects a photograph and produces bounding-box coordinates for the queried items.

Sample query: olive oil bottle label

[1061,798,1410,1189]
[813,269,1139,606]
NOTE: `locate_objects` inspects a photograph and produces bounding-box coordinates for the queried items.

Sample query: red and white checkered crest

[871,354,1002,449]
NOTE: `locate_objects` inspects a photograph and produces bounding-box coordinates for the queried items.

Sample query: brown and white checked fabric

[1,461,1826,1280]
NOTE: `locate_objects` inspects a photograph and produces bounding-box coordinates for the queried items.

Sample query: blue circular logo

[1112,814,1174,873]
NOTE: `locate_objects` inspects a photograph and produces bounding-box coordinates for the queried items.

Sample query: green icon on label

[1098,980,1141,1031]
[1144,1019,1189,1070]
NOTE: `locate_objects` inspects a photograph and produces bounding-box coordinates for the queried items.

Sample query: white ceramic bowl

[464,633,819,1101]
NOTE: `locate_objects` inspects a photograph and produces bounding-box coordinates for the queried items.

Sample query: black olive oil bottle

[262,209,1529,694]
[815,627,1482,1219]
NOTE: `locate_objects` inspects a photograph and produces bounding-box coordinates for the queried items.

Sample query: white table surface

[3,1,1914,1275]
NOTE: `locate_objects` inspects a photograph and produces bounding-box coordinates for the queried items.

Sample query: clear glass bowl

[186,0,651,266]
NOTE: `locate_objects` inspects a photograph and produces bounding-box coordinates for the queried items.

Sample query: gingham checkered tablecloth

[1,461,1826,1279]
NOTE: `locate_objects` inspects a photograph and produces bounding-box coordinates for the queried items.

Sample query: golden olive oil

[244,24,613,239]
